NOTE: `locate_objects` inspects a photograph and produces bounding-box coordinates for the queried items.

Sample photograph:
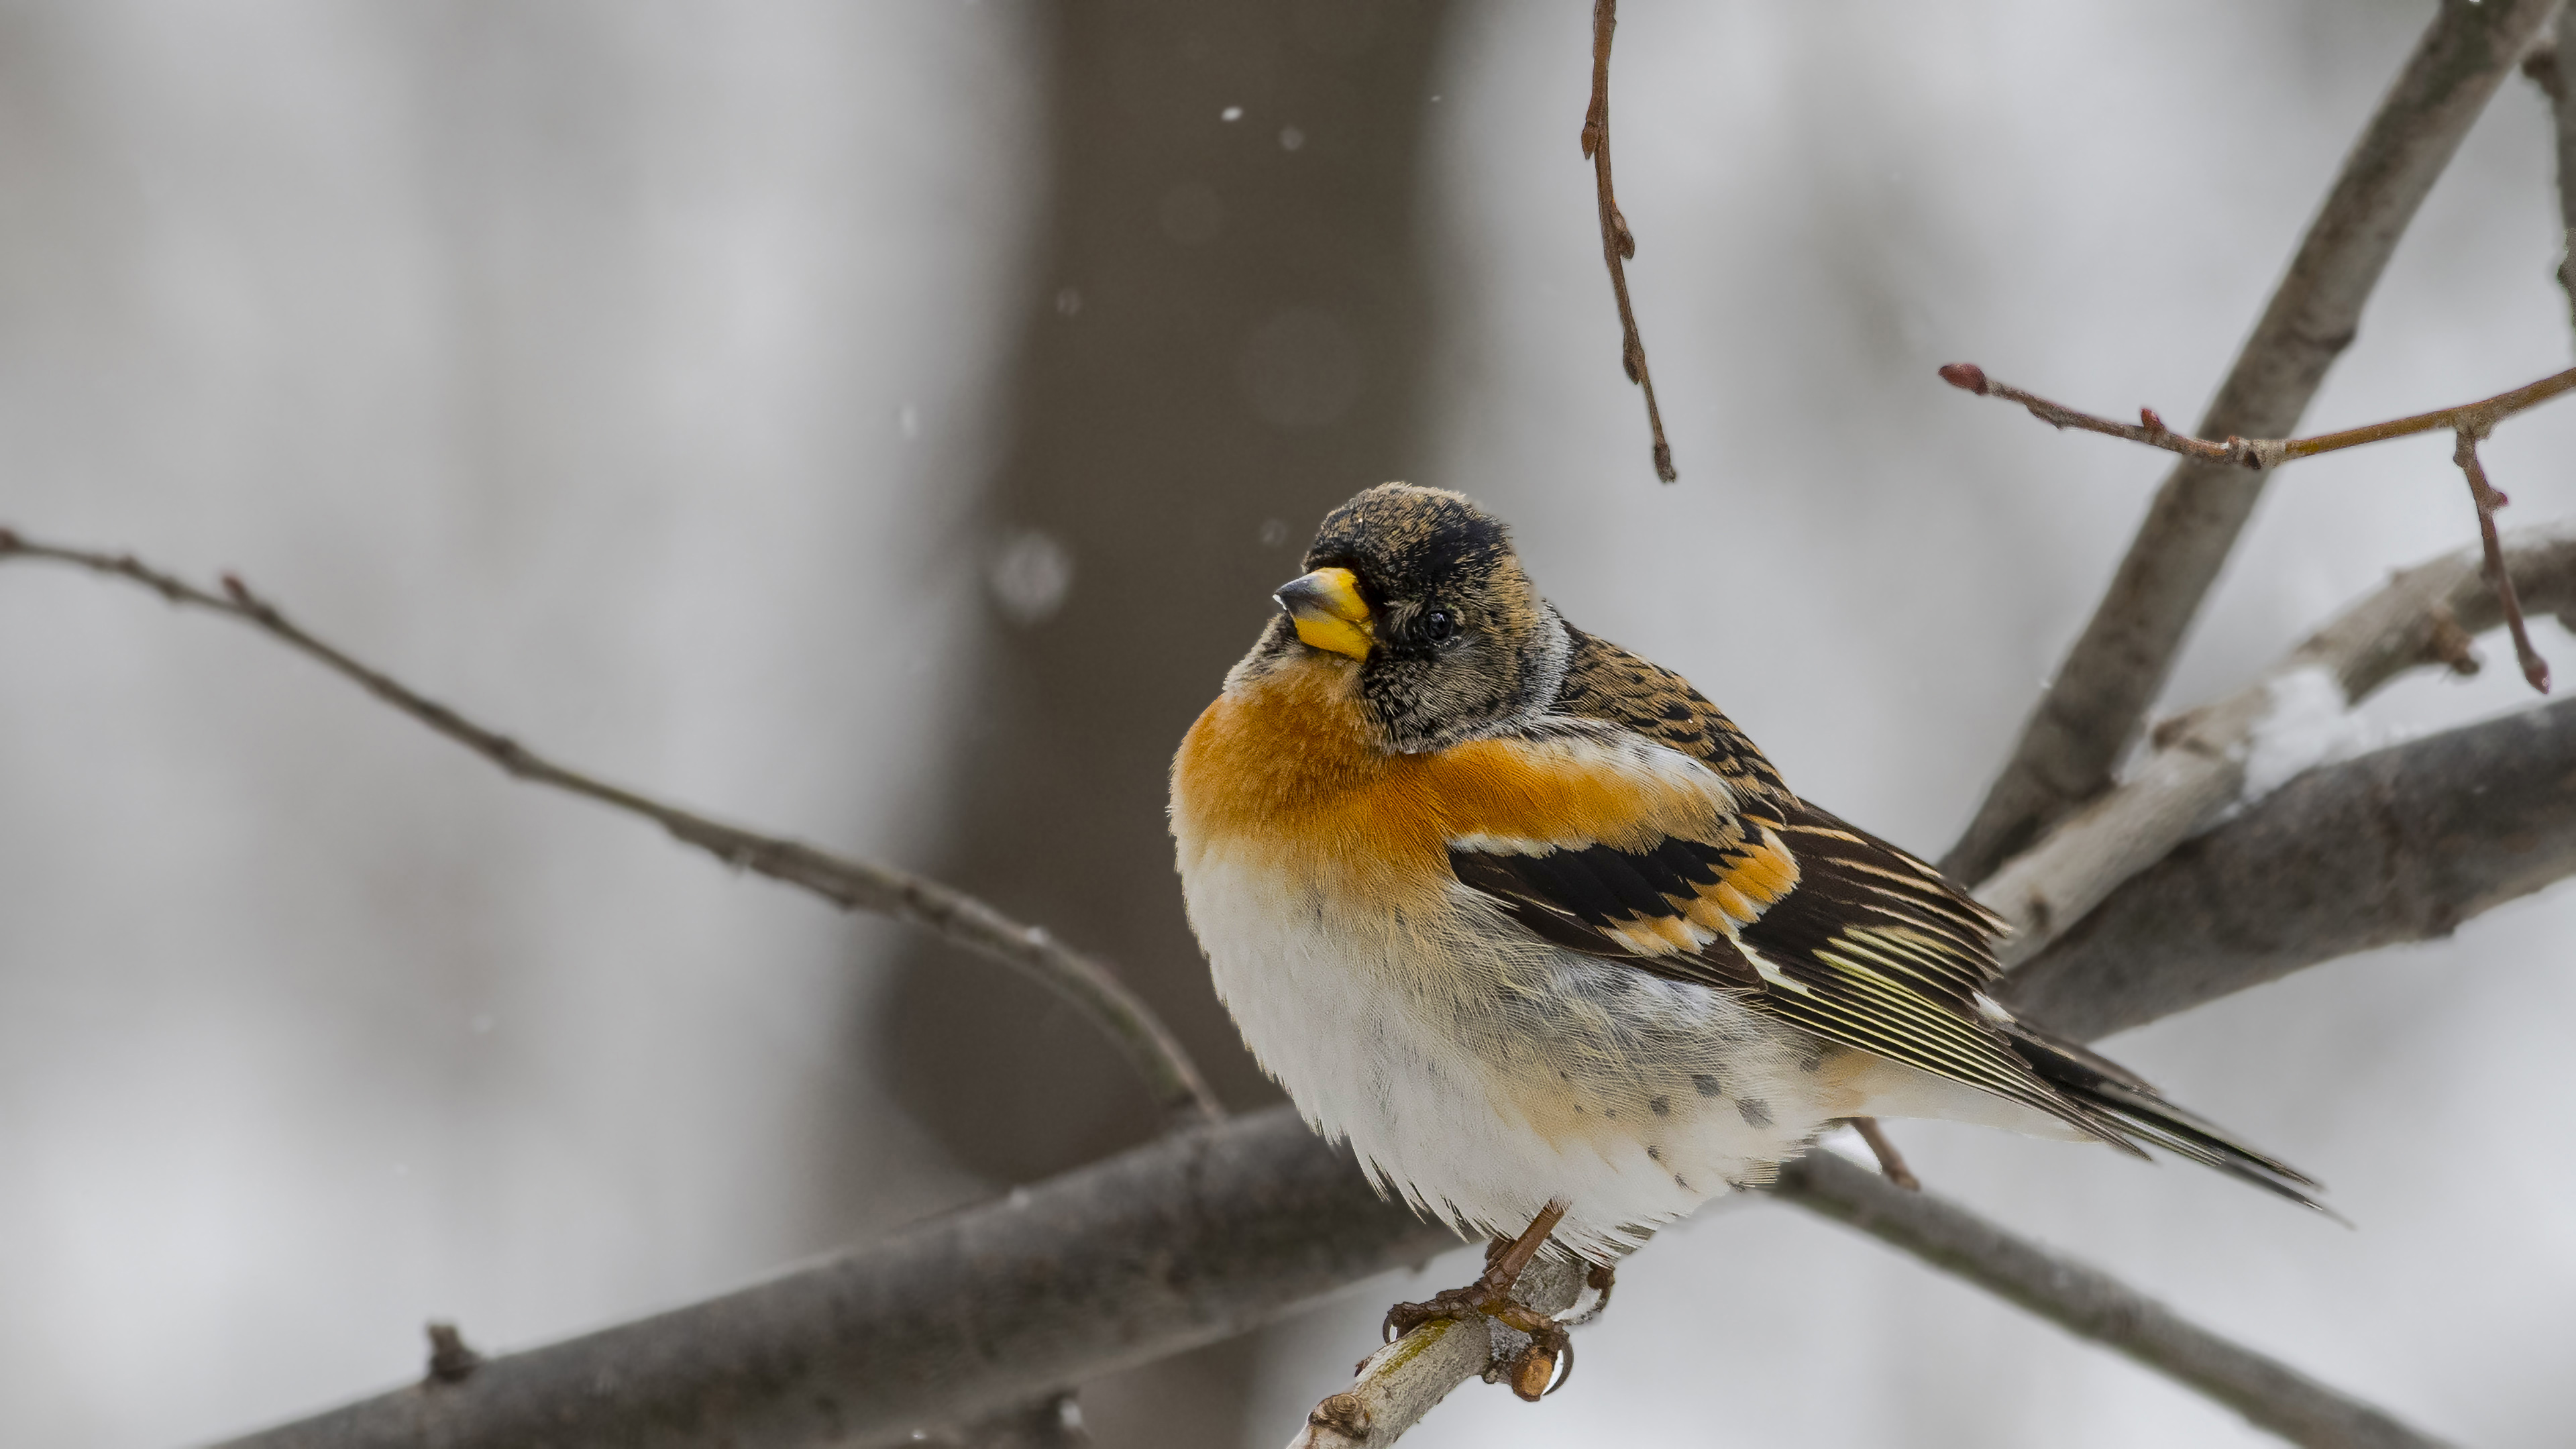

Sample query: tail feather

[2002,1019,2335,1218]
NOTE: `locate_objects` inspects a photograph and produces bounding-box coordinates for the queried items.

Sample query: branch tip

[1937,362,1989,394]
[424,1322,482,1385]
[1582,0,1673,485]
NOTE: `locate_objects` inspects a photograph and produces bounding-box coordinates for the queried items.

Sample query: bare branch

[207,1108,1445,1449]
[1937,364,2573,696]
[205,675,2576,1449]
[1580,0,1676,483]
[2526,13,2576,321]
[1850,1116,1921,1191]
[1941,0,2565,885]
[1933,361,2576,474]
[2008,694,2576,1042]
[2451,428,2549,689]
[1773,1152,2456,1449]
[1978,523,2576,965]
[1286,1259,1588,1449]
[0,530,1222,1126]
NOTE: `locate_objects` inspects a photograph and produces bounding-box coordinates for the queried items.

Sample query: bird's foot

[1375,1205,1587,1401]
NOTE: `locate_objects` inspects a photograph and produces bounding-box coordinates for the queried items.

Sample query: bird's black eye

[1422,608,1457,642]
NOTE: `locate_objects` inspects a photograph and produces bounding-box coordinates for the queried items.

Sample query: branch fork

[1941,360,2575,697]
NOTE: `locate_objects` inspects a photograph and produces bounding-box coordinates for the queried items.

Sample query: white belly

[1179,842,1846,1261]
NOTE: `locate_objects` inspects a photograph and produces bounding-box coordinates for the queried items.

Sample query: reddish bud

[2139,407,2166,433]
[1937,363,1989,394]
[221,572,250,600]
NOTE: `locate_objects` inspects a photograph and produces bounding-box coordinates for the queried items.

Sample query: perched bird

[1169,484,2318,1386]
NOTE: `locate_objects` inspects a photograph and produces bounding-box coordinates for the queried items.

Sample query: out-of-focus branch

[0,530,1222,1126]
[1579,0,1675,483]
[1978,523,2576,964]
[1774,1151,2455,1449]
[209,1109,1449,1449]
[1941,0,2563,885]
[205,686,2576,1449]
[2008,694,2576,1042]
[1286,1259,1588,1449]
[2527,15,2576,320]
[1938,364,2573,693]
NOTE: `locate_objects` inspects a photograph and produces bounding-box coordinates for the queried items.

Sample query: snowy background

[1,3,2569,1446]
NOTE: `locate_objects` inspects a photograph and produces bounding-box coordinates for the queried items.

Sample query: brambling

[1169,484,2319,1384]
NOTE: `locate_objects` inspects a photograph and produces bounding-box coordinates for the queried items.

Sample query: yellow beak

[1275,567,1373,659]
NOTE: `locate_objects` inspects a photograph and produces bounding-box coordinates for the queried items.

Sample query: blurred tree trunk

[873,0,1452,1440]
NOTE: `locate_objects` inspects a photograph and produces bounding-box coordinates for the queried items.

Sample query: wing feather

[1439,625,2326,1202]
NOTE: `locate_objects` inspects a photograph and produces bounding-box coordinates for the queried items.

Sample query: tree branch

[1773,1152,2455,1449]
[201,696,2576,1449]
[1933,361,2575,475]
[1941,0,2564,885]
[207,1108,1449,1449]
[0,530,1223,1126]
[1937,363,2574,694]
[1978,522,2576,965]
[1285,1258,1589,1449]
[2007,693,2576,1042]
[2526,13,2576,323]
[1580,0,1676,483]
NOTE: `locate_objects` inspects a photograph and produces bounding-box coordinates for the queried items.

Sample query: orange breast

[1171,655,1727,900]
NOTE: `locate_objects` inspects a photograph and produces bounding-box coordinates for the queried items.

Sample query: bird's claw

[1378,1285,1576,1402]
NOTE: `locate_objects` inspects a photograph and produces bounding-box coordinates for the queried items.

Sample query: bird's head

[1267,482,1569,752]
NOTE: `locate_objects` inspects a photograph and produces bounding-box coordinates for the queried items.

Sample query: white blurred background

[1,3,2570,1446]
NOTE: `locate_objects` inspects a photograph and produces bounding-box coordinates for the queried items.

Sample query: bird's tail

[2003,1018,2335,1217]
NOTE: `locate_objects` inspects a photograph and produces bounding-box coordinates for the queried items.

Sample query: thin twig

[1580,0,1674,484]
[1849,1117,1921,1191]
[0,529,1222,1126]
[1939,362,2574,697]
[1774,1151,2456,1449]
[1939,0,2563,885]
[1936,362,2576,472]
[2451,429,2549,688]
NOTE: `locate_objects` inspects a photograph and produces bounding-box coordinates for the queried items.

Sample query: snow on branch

[1975,523,2576,967]
[2010,693,2576,1044]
